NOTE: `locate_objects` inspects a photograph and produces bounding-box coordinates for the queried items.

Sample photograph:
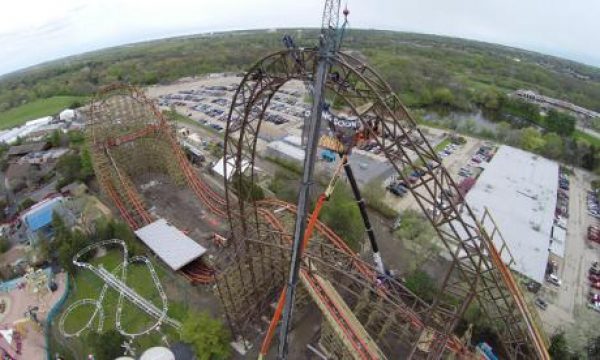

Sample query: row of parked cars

[588,262,600,313]
[555,169,570,219]
[588,190,600,219]
[437,142,460,159]
[457,144,493,179]
[268,98,310,118]
[589,226,600,244]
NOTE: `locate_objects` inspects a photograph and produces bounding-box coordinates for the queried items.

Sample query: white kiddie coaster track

[59,239,181,339]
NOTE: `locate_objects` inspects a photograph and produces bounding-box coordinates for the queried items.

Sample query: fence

[45,275,71,360]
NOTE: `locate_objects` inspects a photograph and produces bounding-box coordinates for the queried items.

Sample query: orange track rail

[96,123,469,355]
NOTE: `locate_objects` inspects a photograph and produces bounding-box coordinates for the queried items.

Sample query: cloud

[0,0,598,75]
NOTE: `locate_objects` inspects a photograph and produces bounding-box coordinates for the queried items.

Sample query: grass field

[55,249,185,358]
[0,96,86,130]
[573,129,600,147]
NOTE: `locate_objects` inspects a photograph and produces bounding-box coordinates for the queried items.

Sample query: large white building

[464,146,558,283]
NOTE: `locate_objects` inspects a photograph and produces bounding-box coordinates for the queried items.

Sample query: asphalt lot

[537,168,600,351]
[382,133,483,213]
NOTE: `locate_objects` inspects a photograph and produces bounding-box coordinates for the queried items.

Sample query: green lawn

[434,137,452,152]
[573,129,600,147]
[56,249,185,357]
[0,96,87,130]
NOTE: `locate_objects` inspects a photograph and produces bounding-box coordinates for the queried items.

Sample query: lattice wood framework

[87,84,216,283]
[221,49,547,359]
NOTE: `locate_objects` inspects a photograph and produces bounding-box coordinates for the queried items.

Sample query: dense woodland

[0,29,598,171]
[2,29,600,113]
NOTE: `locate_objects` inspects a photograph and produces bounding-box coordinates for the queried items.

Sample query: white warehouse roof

[550,226,566,258]
[212,156,250,180]
[266,140,305,163]
[464,146,558,283]
[134,218,206,271]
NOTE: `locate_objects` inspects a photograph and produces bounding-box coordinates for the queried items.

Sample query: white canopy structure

[134,219,206,271]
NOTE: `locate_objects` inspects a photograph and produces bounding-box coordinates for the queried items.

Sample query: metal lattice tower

[221,45,549,358]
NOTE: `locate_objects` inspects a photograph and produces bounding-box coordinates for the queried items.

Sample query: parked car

[591,263,600,276]
[588,302,600,313]
[386,183,407,197]
[526,281,541,293]
[547,274,562,286]
[535,298,548,310]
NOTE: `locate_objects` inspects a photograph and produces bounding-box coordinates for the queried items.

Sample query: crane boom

[276,1,343,359]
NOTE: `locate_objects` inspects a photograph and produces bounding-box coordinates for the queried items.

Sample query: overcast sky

[0,0,599,76]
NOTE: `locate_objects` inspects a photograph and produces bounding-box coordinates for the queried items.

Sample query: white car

[588,302,600,313]
[547,274,562,286]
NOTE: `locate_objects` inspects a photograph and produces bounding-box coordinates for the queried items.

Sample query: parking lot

[147,75,309,135]
[382,133,485,213]
[536,168,600,351]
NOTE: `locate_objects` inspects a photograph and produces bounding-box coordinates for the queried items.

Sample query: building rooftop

[465,146,558,282]
[550,226,566,258]
[134,218,206,271]
[7,141,49,156]
[266,140,305,163]
[22,196,64,232]
[212,156,250,180]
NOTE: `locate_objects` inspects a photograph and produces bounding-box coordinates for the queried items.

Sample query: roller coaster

[58,239,180,339]
[84,1,550,358]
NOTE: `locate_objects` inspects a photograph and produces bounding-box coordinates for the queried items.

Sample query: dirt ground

[135,172,231,267]
[0,272,66,360]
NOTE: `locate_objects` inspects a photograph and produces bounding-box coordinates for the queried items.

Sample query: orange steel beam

[90,92,471,355]
[104,124,159,148]
[301,269,382,360]
[485,232,549,359]
[259,286,288,359]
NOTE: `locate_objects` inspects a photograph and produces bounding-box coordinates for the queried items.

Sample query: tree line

[1,29,599,117]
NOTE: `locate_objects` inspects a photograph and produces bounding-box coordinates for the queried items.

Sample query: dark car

[535,298,548,310]
[387,183,407,197]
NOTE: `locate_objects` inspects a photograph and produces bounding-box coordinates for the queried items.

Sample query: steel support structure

[222,48,548,359]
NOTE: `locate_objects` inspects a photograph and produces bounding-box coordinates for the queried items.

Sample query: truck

[321,149,336,163]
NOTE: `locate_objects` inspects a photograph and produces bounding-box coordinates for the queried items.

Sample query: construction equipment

[276,2,347,358]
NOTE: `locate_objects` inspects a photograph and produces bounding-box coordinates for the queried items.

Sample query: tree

[395,209,435,244]
[53,213,90,273]
[520,127,546,152]
[548,331,569,360]
[320,185,364,251]
[79,147,94,181]
[404,270,437,303]
[18,198,35,211]
[495,121,512,142]
[231,174,264,202]
[545,110,575,136]
[180,311,231,360]
[67,131,86,147]
[0,237,10,254]
[48,130,61,148]
[269,171,298,203]
[34,233,50,264]
[394,209,437,268]
[432,87,455,109]
[86,330,126,360]
[542,132,563,159]
[56,153,82,184]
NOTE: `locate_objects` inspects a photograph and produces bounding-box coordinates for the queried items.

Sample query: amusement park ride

[85,0,551,359]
